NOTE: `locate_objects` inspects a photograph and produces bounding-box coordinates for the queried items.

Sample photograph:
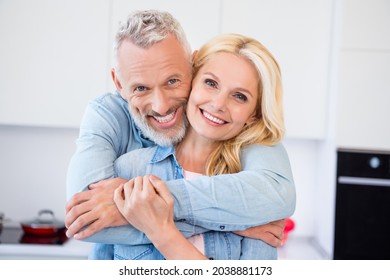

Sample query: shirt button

[220,225,225,230]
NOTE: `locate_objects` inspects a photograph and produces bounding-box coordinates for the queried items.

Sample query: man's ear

[111,68,122,92]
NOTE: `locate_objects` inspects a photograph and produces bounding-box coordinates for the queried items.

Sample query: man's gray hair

[114,10,192,60]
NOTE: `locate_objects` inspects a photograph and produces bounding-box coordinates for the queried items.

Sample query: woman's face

[187,52,259,142]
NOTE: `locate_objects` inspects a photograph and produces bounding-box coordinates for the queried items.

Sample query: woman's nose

[210,93,228,112]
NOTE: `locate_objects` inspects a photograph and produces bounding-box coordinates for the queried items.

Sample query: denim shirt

[92,145,277,260]
[66,92,296,258]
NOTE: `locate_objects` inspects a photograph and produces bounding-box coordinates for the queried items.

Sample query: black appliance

[334,149,390,259]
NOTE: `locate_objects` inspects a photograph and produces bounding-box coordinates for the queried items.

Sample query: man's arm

[167,144,295,231]
[66,92,152,197]
[66,143,294,244]
[66,93,131,199]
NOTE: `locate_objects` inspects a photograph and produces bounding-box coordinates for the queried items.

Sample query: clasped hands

[65,176,286,247]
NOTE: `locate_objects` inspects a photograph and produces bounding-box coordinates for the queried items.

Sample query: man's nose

[150,89,172,115]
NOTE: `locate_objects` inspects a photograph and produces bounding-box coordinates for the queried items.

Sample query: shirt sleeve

[82,222,210,245]
[166,143,296,231]
[66,96,127,199]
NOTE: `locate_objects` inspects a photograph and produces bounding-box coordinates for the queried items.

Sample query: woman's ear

[192,50,198,63]
[246,111,259,126]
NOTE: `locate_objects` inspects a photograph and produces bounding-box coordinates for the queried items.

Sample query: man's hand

[65,177,128,240]
[234,219,286,247]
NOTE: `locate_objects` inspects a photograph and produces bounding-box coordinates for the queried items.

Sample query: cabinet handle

[338,176,390,187]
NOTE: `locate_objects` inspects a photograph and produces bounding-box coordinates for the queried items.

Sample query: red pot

[20,209,65,236]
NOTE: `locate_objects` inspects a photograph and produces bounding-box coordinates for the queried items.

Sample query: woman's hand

[114,175,207,260]
[114,175,174,239]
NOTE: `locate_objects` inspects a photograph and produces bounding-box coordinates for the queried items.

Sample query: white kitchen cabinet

[221,0,334,139]
[336,52,390,151]
[0,0,111,127]
[342,0,390,50]
[335,0,390,151]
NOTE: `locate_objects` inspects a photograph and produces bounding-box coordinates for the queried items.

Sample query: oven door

[334,176,390,260]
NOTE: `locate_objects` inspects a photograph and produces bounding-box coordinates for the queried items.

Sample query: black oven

[334,149,390,259]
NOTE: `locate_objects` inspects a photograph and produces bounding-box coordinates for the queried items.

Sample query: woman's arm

[114,175,207,260]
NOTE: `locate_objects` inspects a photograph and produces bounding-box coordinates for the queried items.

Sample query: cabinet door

[108,0,221,92]
[221,0,333,139]
[0,0,111,127]
[342,0,390,50]
[335,0,390,151]
[336,52,390,150]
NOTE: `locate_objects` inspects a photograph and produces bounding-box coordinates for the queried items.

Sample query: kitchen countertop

[1,218,326,260]
[278,235,329,260]
[0,238,92,260]
[0,235,327,260]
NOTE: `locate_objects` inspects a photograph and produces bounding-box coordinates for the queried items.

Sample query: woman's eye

[205,79,217,88]
[234,93,248,102]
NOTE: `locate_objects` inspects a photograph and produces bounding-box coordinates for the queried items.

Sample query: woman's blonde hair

[192,33,285,175]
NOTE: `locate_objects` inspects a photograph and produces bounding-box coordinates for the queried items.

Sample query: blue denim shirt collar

[150,145,176,164]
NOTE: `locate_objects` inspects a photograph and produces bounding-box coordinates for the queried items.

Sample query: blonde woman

[113,33,294,260]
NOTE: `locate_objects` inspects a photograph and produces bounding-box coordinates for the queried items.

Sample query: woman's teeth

[202,110,225,124]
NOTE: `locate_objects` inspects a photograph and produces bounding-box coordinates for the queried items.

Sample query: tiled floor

[277,236,330,260]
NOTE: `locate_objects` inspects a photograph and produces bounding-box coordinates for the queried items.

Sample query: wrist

[148,223,178,251]
[148,225,207,260]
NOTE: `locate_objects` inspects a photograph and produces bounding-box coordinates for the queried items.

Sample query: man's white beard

[129,105,188,147]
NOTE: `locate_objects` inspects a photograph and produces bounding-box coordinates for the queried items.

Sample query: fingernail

[149,175,159,182]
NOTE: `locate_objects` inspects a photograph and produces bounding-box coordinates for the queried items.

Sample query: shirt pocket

[204,231,243,260]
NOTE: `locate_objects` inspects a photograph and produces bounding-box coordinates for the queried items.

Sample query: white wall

[0,125,78,222]
[283,139,321,238]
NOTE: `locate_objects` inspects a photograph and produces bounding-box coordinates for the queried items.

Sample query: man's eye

[205,79,217,88]
[134,86,147,92]
[167,79,179,85]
